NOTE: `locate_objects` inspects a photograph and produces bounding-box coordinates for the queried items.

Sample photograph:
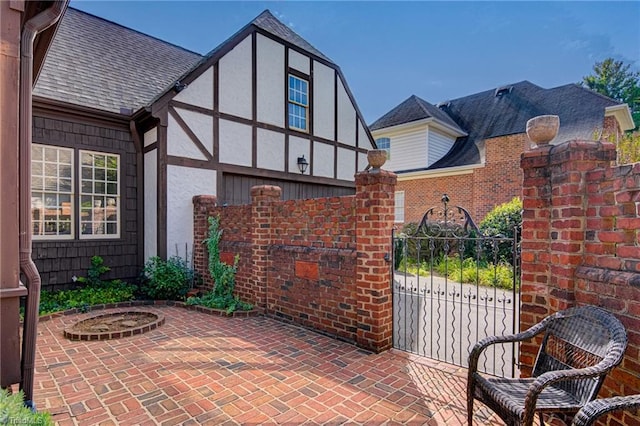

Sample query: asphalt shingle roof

[369,95,463,132]
[371,81,621,170]
[34,8,203,114]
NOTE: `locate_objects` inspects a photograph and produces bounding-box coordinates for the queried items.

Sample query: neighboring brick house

[370,81,635,225]
[32,8,375,289]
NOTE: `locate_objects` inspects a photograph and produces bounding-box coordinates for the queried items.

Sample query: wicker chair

[571,394,640,426]
[467,305,628,426]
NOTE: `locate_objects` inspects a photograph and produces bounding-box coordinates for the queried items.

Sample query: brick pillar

[519,140,616,375]
[355,170,397,352]
[251,185,281,310]
[192,195,217,289]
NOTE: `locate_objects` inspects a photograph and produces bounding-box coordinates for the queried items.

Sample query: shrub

[141,256,192,300]
[76,256,110,287]
[0,389,53,425]
[38,280,135,315]
[479,197,522,263]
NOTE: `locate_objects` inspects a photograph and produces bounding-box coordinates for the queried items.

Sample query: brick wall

[32,115,139,289]
[398,133,527,226]
[520,139,640,424]
[193,170,396,352]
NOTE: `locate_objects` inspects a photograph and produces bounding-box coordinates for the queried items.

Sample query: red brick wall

[520,139,640,424]
[398,133,526,226]
[192,171,396,352]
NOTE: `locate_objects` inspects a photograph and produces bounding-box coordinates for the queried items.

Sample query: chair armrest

[572,395,640,426]
[521,362,626,426]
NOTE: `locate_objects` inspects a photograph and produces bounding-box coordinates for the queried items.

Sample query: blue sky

[70,1,640,124]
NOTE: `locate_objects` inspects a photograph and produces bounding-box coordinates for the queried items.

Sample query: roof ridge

[67,6,202,57]
[557,82,622,104]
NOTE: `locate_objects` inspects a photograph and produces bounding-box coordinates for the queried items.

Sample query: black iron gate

[392,195,521,377]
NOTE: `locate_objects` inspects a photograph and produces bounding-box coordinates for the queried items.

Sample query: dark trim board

[168,106,213,161]
[217,163,355,187]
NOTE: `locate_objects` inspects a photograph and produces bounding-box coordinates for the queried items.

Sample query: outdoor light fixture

[297,155,309,174]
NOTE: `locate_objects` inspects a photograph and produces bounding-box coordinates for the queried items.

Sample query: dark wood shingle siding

[32,114,140,290]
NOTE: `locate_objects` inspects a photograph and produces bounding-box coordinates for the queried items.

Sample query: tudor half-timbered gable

[144,10,376,259]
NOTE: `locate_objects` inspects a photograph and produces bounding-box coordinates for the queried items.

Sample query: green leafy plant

[38,280,136,315]
[186,216,253,313]
[76,256,110,287]
[140,256,192,300]
[479,197,522,264]
[0,389,53,425]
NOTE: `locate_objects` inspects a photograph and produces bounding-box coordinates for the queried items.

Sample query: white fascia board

[605,104,635,131]
[371,117,467,139]
[396,163,484,181]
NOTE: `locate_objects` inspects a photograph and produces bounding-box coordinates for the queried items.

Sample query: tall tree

[583,58,640,128]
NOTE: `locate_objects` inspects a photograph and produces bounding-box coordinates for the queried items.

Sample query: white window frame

[79,150,121,239]
[394,191,405,223]
[376,137,391,160]
[32,144,74,240]
[288,74,309,132]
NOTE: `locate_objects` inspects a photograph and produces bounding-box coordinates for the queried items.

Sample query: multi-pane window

[31,145,73,239]
[80,151,120,237]
[288,74,308,131]
[376,137,391,159]
[394,191,405,223]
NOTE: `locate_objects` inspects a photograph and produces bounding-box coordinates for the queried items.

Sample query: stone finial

[526,115,559,146]
[366,149,387,172]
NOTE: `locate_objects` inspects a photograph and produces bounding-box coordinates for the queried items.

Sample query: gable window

[32,145,74,239]
[80,151,120,238]
[394,191,405,223]
[288,74,309,131]
[376,137,391,159]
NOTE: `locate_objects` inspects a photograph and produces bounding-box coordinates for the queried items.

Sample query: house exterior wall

[520,140,640,425]
[395,133,525,225]
[192,169,396,352]
[32,113,139,289]
[151,28,375,259]
[379,125,427,172]
[427,128,455,167]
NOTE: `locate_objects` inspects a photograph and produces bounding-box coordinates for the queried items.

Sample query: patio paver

[29,306,500,425]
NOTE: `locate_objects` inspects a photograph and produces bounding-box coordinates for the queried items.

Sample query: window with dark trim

[288,74,309,131]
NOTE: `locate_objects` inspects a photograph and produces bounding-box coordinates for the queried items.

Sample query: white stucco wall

[174,67,214,110]
[337,79,356,146]
[313,62,335,141]
[358,120,373,150]
[166,165,216,260]
[219,36,252,119]
[167,114,208,160]
[358,152,368,172]
[143,127,157,148]
[289,49,310,74]
[256,128,284,171]
[256,34,284,127]
[218,119,252,166]
[288,136,310,174]
[337,147,355,180]
[174,108,213,157]
[313,142,334,178]
[144,150,157,260]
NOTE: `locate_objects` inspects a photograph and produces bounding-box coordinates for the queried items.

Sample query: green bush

[0,389,53,425]
[39,280,136,315]
[186,216,253,313]
[140,256,193,300]
[76,256,110,287]
[479,197,522,263]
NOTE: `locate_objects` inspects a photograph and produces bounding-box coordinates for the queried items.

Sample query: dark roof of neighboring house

[34,7,203,114]
[371,81,621,170]
[369,95,463,133]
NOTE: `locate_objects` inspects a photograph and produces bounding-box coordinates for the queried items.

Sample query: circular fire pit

[64,310,164,341]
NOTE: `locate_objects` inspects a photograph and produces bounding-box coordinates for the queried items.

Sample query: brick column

[519,140,616,375]
[355,170,397,352]
[251,185,281,310]
[192,195,217,289]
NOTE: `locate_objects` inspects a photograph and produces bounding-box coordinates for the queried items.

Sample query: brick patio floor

[30,306,500,425]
